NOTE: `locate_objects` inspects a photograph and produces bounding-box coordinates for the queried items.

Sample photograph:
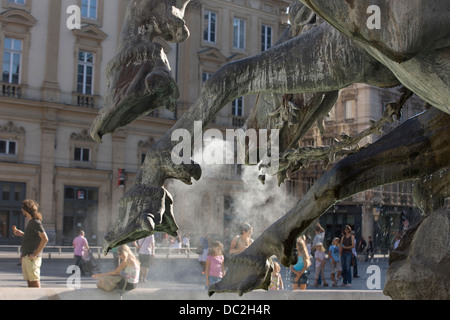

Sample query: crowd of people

[198,222,254,285]
[197,221,375,291]
[11,200,376,292]
[11,198,159,291]
[282,223,376,290]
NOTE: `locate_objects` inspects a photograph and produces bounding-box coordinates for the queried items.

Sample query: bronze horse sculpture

[90,0,450,298]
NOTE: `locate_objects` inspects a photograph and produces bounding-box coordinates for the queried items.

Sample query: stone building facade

[0,0,290,245]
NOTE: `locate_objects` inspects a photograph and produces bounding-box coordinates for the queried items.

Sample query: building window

[325,106,336,123]
[232,97,243,117]
[74,147,90,162]
[261,25,272,52]
[3,0,32,11]
[345,99,355,121]
[324,137,335,147]
[0,121,25,162]
[138,137,154,166]
[70,130,97,168]
[2,38,22,84]
[81,0,97,20]
[203,10,216,43]
[0,140,17,156]
[303,139,315,147]
[233,18,245,50]
[202,72,212,83]
[77,51,94,95]
[7,0,25,4]
[303,177,315,193]
[286,179,299,197]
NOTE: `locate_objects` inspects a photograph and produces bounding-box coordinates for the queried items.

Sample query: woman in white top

[93,245,140,290]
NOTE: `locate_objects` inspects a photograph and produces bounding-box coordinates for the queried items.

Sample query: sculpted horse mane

[90,0,450,299]
[90,0,190,143]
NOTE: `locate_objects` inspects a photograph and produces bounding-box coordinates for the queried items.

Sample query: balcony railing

[371,187,414,206]
[232,116,245,128]
[75,93,96,108]
[0,85,100,109]
[1,82,22,98]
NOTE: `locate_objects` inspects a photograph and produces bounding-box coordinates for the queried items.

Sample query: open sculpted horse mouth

[102,185,178,254]
[102,149,202,254]
[92,0,450,298]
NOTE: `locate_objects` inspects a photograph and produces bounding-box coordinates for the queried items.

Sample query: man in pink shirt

[73,230,89,274]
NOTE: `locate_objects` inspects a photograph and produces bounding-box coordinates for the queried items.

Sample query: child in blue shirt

[329,237,342,287]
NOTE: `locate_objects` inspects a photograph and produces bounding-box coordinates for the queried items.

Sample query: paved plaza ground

[0,247,390,300]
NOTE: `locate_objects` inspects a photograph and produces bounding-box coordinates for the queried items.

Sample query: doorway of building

[320,205,362,247]
[63,186,98,245]
[0,181,26,244]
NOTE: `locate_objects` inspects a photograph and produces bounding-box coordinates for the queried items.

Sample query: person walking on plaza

[367,235,374,260]
[136,235,155,283]
[198,233,209,275]
[12,199,49,288]
[205,241,226,288]
[182,234,191,254]
[290,235,311,290]
[340,225,355,287]
[329,237,342,287]
[73,230,89,274]
[358,236,368,262]
[314,242,329,287]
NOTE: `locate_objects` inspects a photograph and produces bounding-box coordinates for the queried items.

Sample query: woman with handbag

[93,245,140,291]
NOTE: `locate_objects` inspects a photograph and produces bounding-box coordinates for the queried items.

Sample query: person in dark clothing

[12,199,48,288]
[367,236,374,260]
[340,225,355,287]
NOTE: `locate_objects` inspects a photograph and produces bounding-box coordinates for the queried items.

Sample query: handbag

[97,275,124,291]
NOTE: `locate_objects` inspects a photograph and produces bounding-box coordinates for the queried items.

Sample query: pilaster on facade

[40,116,59,242]
[41,0,62,103]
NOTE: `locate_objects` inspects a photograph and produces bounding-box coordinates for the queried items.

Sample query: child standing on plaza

[290,236,311,290]
[329,237,342,287]
[205,241,226,288]
[269,261,284,291]
[314,242,329,287]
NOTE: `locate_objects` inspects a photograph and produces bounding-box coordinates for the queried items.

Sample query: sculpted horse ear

[288,1,316,28]
[165,0,191,42]
[175,0,190,14]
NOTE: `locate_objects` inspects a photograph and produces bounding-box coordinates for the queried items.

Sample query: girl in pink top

[205,241,226,288]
